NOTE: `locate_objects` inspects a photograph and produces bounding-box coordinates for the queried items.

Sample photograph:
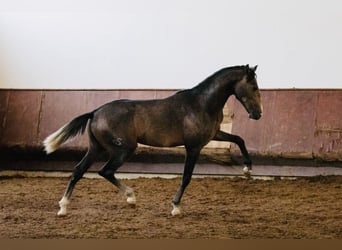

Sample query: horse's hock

[0,89,341,173]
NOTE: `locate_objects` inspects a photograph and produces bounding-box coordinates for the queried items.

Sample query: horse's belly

[137,129,184,147]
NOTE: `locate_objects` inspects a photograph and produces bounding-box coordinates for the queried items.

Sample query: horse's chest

[208,113,223,137]
[184,112,223,143]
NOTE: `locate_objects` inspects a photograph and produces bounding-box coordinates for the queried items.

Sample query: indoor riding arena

[1,1,342,240]
[0,89,341,239]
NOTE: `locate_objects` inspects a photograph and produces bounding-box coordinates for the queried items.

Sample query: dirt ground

[0,174,341,239]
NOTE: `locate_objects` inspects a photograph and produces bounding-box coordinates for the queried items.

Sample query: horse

[43,64,262,216]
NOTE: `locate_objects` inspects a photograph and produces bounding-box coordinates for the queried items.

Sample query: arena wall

[0,89,341,168]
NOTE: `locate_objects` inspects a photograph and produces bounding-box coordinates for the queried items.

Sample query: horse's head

[234,65,262,120]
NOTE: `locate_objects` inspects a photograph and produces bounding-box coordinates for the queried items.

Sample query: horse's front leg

[171,146,201,216]
[213,130,252,177]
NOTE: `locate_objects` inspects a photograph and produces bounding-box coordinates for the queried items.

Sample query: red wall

[231,89,342,161]
[0,89,341,161]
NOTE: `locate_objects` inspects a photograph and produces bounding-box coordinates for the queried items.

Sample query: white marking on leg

[57,196,69,216]
[243,166,250,174]
[243,166,252,177]
[171,203,181,216]
[126,194,136,205]
[124,187,136,205]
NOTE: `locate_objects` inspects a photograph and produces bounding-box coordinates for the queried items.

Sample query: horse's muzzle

[249,112,261,120]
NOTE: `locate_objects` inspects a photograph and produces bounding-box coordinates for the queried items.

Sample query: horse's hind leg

[98,149,136,205]
[57,149,97,216]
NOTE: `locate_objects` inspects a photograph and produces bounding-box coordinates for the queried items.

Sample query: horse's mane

[196,66,246,91]
[203,65,245,81]
[175,65,249,95]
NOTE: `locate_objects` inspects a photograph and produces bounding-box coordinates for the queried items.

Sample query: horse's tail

[43,112,94,154]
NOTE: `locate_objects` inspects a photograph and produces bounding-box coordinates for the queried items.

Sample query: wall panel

[0,89,341,161]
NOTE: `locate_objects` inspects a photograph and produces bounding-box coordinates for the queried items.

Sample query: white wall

[1,0,341,89]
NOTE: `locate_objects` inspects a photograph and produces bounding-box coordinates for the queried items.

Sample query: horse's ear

[245,64,250,73]
[252,65,258,72]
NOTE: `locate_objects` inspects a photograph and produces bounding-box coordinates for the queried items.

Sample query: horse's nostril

[249,112,261,120]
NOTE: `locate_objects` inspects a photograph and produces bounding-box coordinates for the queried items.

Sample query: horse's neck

[194,74,235,113]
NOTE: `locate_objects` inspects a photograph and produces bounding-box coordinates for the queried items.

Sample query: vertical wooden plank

[119,90,157,100]
[231,90,318,158]
[313,90,342,160]
[1,90,42,146]
[83,90,120,109]
[266,90,317,158]
[39,91,89,150]
[0,90,10,143]
[231,90,277,155]
[155,90,178,99]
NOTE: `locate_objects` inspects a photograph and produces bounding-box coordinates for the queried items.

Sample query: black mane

[199,65,246,84]
[176,65,246,95]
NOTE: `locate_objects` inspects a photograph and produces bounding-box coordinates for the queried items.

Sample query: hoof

[243,166,250,173]
[243,166,252,176]
[171,204,181,216]
[126,195,136,205]
[242,166,252,174]
[57,208,67,216]
[57,197,69,216]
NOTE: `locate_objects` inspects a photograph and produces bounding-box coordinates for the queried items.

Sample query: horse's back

[89,98,185,147]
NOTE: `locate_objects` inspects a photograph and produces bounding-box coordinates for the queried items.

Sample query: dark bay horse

[43,65,262,216]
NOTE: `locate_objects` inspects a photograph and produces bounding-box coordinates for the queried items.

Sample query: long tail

[43,112,94,154]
